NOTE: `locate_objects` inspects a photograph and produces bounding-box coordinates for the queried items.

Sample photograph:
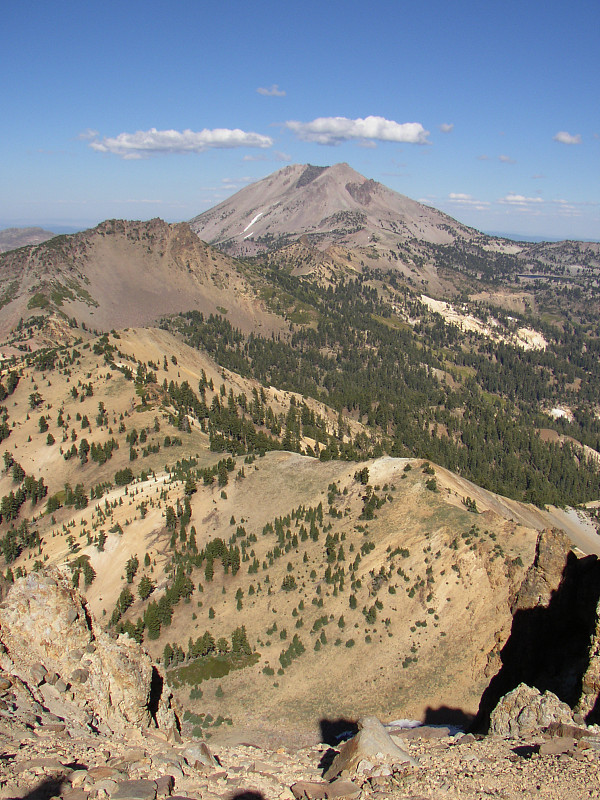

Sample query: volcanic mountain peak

[189,162,476,256]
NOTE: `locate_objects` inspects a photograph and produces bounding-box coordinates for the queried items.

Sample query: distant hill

[0,226,55,253]
[188,164,600,301]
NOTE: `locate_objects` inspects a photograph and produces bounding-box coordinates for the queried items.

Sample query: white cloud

[257,84,286,97]
[498,154,516,164]
[553,131,582,145]
[439,123,454,133]
[77,128,99,141]
[89,127,274,158]
[448,192,490,208]
[284,115,430,145]
[498,193,544,205]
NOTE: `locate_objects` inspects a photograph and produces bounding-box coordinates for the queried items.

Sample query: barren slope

[0,219,284,337]
[1,327,598,745]
[189,163,478,257]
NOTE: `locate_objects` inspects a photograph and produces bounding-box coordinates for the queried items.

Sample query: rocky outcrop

[576,595,600,722]
[0,570,177,736]
[511,528,572,612]
[489,683,574,737]
[476,529,600,729]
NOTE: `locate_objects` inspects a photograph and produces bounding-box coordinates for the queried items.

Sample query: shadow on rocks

[13,777,66,800]
[319,717,358,745]
[227,793,266,800]
[317,748,339,776]
[422,705,475,730]
[511,745,540,759]
[475,550,600,731]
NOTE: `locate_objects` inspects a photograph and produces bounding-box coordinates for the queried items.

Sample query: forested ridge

[166,264,600,508]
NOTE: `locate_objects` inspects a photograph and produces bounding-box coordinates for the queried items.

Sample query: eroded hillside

[0,219,285,337]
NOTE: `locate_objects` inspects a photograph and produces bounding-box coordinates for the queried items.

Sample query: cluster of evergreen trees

[0,454,48,525]
[167,268,600,508]
[162,625,252,667]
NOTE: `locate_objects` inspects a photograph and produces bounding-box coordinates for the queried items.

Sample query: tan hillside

[3,570,600,800]
[0,326,597,748]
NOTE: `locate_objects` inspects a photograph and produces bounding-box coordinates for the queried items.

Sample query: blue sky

[2,0,598,240]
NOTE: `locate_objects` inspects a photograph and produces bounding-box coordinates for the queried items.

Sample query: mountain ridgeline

[0,165,600,512]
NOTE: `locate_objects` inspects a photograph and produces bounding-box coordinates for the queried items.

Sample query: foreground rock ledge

[0,570,177,735]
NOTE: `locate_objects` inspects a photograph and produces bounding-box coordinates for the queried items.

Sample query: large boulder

[324,716,417,780]
[489,683,574,737]
[0,570,177,735]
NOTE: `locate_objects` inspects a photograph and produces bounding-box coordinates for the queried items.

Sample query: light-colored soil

[420,295,547,351]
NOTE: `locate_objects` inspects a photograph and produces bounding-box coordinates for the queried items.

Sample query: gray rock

[544,722,590,740]
[94,780,119,794]
[40,722,66,732]
[66,608,79,624]
[324,716,418,780]
[15,757,68,773]
[62,790,90,800]
[183,742,219,770]
[88,766,124,781]
[155,775,175,796]
[539,737,576,756]
[291,780,360,799]
[109,779,157,800]
[122,748,147,762]
[0,571,177,735]
[30,662,47,686]
[489,683,574,737]
[390,725,450,740]
[71,668,89,684]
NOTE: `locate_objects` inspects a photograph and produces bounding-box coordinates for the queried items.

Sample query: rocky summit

[1,571,600,800]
